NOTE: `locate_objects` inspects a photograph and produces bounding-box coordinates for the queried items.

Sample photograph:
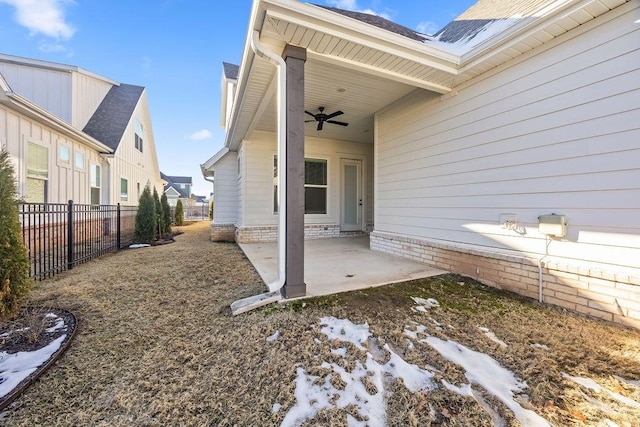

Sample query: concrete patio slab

[239,235,446,298]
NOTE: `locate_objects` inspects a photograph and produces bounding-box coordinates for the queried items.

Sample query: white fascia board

[200,146,230,177]
[0,91,113,154]
[263,3,460,74]
[0,53,118,85]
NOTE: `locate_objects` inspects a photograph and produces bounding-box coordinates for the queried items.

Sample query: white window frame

[26,141,49,204]
[90,164,101,205]
[273,155,328,215]
[120,177,129,202]
[59,144,70,165]
[134,119,144,153]
[75,150,85,170]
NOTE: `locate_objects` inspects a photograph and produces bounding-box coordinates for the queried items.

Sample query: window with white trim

[26,142,48,203]
[134,119,144,152]
[120,178,128,201]
[90,164,101,205]
[59,145,70,164]
[273,156,327,215]
[75,151,85,170]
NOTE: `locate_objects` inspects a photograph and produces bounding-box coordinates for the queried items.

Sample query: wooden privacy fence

[19,201,138,280]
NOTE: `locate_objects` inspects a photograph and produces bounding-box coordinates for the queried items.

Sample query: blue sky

[0,0,476,196]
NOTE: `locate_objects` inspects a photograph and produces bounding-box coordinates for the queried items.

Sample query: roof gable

[82,84,144,150]
[223,62,240,80]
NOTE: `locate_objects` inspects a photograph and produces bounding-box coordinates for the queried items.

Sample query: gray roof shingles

[82,83,145,151]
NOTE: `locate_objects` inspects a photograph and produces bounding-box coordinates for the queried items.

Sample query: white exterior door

[341,159,362,232]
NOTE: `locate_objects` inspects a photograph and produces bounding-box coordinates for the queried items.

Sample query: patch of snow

[412,306,428,313]
[441,379,473,396]
[564,373,640,409]
[330,347,347,357]
[272,402,282,414]
[425,16,524,56]
[266,330,279,342]
[283,318,436,426]
[531,343,549,350]
[0,327,29,338]
[406,340,414,350]
[313,338,321,344]
[0,334,67,399]
[404,324,551,427]
[129,244,150,249]
[478,327,508,348]
[319,317,370,351]
[44,313,57,318]
[45,317,66,333]
[411,297,439,308]
[614,375,640,388]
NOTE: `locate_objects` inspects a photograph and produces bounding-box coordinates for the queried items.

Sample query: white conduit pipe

[250,30,287,293]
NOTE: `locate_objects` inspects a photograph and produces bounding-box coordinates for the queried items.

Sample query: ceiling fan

[305,107,349,131]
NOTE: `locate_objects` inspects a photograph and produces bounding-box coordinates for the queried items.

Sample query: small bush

[209,200,214,220]
[133,183,157,244]
[152,187,164,238]
[161,192,171,234]
[175,199,184,226]
[0,147,31,320]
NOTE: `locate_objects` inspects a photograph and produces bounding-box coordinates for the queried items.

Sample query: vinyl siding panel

[375,5,640,269]
[212,151,238,223]
[241,131,373,228]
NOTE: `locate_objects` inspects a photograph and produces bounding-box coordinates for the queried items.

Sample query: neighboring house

[161,172,192,206]
[0,53,162,206]
[202,0,639,327]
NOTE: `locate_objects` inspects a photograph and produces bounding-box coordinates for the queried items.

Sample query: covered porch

[240,235,445,298]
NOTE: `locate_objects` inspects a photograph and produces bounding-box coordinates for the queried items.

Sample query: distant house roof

[83,84,145,151]
[317,6,426,41]
[223,62,239,80]
[161,172,192,198]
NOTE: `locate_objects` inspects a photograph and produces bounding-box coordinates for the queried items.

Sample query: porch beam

[283,44,307,298]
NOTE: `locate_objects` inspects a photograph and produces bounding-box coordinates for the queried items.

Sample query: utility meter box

[538,214,566,237]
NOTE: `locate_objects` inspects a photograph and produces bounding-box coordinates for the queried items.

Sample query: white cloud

[188,129,213,141]
[38,39,72,56]
[416,21,439,36]
[0,0,75,39]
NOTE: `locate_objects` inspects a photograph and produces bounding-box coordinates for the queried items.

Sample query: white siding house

[0,53,162,206]
[202,0,640,329]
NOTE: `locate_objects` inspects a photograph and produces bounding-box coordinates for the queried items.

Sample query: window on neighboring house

[90,164,101,205]
[75,151,85,169]
[273,156,327,215]
[134,119,144,152]
[120,178,128,201]
[26,142,48,203]
[59,145,70,163]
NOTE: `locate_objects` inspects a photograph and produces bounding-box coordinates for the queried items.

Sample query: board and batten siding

[212,150,239,223]
[375,3,639,272]
[110,90,162,205]
[72,73,113,129]
[239,130,373,228]
[0,62,73,124]
[0,103,104,204]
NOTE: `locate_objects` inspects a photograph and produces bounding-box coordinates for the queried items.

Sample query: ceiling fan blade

[305,110,317,118]
[305,120,316,123]
[327,120,349,126]
[325,110,344,119]
[317,121,323,131]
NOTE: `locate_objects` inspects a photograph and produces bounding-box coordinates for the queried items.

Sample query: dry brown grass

[2,221,639,426]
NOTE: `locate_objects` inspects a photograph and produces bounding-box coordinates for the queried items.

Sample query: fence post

[117,203,121,249]
[67,200,74,270]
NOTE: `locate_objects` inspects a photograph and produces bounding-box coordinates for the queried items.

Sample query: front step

[230,290,283,315]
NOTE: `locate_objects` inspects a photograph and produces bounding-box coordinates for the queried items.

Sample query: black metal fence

[19,201,138,280]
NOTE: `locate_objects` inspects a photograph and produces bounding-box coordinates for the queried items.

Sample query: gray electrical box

[538,214,566,237]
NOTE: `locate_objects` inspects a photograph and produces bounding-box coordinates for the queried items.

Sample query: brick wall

[230,224,366,243]
[210,223,236,242]
[371,231,640,330]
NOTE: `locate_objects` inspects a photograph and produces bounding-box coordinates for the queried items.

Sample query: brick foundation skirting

[371,231,640,330]
[234,224,366,243]
[210,223,236,242]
